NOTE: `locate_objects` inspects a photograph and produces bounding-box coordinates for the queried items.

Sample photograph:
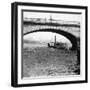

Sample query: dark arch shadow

[24,29,77,50]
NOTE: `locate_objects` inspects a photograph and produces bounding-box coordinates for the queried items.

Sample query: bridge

[23,17,80,50]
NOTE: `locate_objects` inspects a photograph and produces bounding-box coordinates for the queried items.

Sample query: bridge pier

[71,42,77,50]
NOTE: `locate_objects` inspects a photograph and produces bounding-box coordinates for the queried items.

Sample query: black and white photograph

[11,2,87,87]
[22,11,80,78]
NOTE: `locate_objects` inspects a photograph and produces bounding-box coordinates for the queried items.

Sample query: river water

[22,43,80,78]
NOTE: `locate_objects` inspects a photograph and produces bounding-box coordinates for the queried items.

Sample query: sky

[23,11,81,22]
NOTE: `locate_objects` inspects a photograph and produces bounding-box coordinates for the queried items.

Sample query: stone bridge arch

[24,29,77,50]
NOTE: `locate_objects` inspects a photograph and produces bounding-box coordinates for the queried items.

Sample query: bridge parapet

[24,17,80,26]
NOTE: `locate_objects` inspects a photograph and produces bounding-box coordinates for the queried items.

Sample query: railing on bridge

[24,17,80,27]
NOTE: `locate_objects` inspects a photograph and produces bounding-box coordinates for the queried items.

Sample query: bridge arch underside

[24,29,77,50]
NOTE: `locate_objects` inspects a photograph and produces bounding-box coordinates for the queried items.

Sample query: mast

[50,15,52,23]
[54,35,56,46]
